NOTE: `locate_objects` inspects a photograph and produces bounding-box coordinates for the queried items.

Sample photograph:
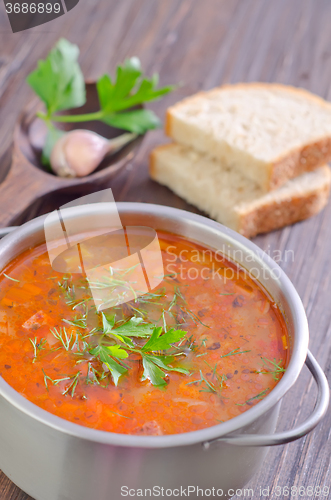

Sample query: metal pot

[0,203,329,500]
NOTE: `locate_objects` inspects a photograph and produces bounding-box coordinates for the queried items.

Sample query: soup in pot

[0,231,288,435]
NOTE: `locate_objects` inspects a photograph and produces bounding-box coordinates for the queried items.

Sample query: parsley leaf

[150,355,190,375]
[101,313,134,347]
[96,58,142,111]
[113,316,155,338]
[104,345,129,360]
[96,57,174,132]
[141,354,167,387]
[142,327,187,352]
[97,58,174,114]
[90,345,127,386]
[113,74,174,111]
[141,353,189,387]
[102,312,115,333]
[90,315,188,387]
[102,108,160,134]
[139,327,189,385]
[27,38,86,116]
[102,313,154,339]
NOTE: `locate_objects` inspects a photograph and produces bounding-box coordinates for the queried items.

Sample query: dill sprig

[256,357,286,381]
[166,286,210,328]
[62,316,87,330]
[61,371,81,397]
[87,264,142,310]
[29,337,47,363]
[236,388,270,406]
[186,369,218,393]
[204,360,227,390]
[71,297,93,310]
[50,327,76,351]
[219,347,251,359]
[42,369,53,391]
[42,370,82,397]
[2,273,20,282]
[58,275,76,305]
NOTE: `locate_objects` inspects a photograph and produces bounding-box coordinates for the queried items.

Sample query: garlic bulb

[50,130,137,178]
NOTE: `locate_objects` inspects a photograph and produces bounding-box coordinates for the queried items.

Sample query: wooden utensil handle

[0,160,51,227]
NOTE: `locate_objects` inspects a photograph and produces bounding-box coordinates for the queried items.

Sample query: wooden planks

[0,0,330,498]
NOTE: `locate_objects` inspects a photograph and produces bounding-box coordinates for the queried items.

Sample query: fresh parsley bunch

[26,38,175,164]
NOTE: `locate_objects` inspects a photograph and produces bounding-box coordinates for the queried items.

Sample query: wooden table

[0,1,330,498]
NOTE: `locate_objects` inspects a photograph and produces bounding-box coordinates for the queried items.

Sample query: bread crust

[239,178,330,238]
[166,83,331,192]
[270,137,331,190]
[167,82,331,119]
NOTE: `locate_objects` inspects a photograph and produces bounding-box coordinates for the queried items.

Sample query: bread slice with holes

[150,143,331,238]
[166,83,331,192]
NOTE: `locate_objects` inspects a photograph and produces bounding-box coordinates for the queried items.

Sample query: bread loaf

[150,143,331,238]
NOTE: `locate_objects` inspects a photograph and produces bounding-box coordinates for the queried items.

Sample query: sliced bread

[150,143,331,238]
[166,83,331,192]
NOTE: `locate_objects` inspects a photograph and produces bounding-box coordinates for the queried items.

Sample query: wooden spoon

[0,83,143,227]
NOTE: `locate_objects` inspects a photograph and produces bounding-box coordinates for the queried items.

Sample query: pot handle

[203,350,329,448]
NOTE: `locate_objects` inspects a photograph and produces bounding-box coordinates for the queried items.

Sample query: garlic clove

[50,130,137,178]
[50,130,109,178]
[64,130,110,177]
[49,135,72,177]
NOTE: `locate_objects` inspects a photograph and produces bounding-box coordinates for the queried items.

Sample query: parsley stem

[49,110,105,123]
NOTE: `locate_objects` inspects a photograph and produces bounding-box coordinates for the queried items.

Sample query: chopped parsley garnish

[28,263,279,403]
[89,315,189,387]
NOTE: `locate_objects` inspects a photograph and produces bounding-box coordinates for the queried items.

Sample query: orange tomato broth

[0,231,288,435]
